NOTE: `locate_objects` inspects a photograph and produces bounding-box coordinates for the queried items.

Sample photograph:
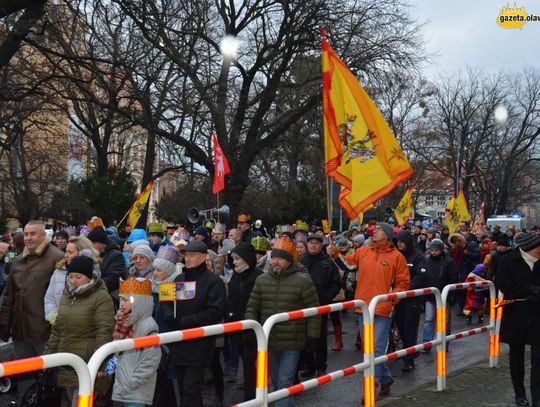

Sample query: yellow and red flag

[322,32,413,220]
[394,187,413,226]
[444,188,471,233]
[127,180,154,229]
[212,131,231,194]
[474,200,485,230]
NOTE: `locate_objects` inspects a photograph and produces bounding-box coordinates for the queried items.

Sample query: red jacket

[343,242,410,317]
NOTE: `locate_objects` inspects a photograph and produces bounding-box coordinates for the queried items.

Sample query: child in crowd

[464,264,488,324]
[112,278,161,407]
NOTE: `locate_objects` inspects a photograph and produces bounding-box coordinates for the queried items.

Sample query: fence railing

[0,353,92,407]
[1,282,503,407]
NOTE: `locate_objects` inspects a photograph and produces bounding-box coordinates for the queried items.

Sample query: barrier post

[441,281,496,384]
[489,290,503,368]
[368,288,443,401]
[363,314,375,407]
[436,290,447,391]
[0,353,92,407]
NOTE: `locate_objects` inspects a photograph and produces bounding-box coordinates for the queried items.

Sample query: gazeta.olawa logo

[497,3,540,29]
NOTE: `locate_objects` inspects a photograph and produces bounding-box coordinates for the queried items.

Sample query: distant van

[486,216,522,232]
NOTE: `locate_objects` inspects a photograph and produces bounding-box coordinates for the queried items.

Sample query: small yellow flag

[322,219,331,234]
[158,282,176,302]
[444,188,471,234]
[127,180,154,229]
[394,187,413,226]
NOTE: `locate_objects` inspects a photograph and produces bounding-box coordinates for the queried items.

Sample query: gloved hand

[49,312,58,325]
[305,337,319,352]
[0,326,11,342]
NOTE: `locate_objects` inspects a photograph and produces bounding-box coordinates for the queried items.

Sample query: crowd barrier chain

[440,280,498,391]
[368,287,444,399]
[232,300,370,407]
[87,320,267,407]
[0,353,92,407]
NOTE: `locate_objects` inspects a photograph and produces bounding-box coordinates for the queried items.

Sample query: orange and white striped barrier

[369,287,444,397]
[87,320,267,407]
[490,291,504,368]
[0,353,92,407]
[440,280,498,390]
[234,300,370,407]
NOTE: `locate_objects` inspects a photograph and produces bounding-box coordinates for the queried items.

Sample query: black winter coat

[300,252,341,305]
[100,239,126,293]
[396,231,429,290]
[423,253,456,302]
[161,263,227,366]
[498,248,540,345]
[227,267,263,322]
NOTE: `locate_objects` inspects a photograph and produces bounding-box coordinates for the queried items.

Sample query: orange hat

[420,229,428,235]
[272,236,297,264]
[119,278,152,296]
[237,213,251,223]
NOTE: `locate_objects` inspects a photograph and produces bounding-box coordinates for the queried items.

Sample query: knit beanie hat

[376,222,394,241]
[132,244,155,261]
[87,226,108,245]
[153,245,180,276]
[131,239,150,249]
[231,242,257,269]
[271,236,297,264]
[516,232,540,252]
[127,228,148,243]
[430,239,445,251]
[67,255,94,279]
[194,226,209,238]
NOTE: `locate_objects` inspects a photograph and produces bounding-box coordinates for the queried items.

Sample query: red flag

[212,131,230,194]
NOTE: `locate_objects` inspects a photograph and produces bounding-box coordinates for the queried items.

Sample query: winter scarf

[450,245,465,267]
[113,308,134,340]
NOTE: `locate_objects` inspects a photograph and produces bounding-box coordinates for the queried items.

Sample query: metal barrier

[440,280,498,390]
[87,320,267,407]
[234,300,370,407]
[0,353,92,407]
[368,287,444,402]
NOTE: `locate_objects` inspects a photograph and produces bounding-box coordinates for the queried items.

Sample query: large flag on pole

[474,200,485,230]
[127,180,154,229]
[212,131,231,194]
[444,188,472,233]
[394,187,413,227]
[322,31,413,220]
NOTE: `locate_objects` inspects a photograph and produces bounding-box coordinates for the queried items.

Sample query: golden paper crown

[272,236,298,262]
[119,278,152,296]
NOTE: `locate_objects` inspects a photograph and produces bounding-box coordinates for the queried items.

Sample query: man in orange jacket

[329,222,410,398]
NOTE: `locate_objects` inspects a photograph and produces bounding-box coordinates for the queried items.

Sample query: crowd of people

[0,215,538,407]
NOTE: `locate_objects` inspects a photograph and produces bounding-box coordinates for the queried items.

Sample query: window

[437,196,446,206]
[425,196,434,206]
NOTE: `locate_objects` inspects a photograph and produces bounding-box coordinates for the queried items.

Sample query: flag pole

[216,191,220,224]
[326,176,333,229]
[117,206,132,228]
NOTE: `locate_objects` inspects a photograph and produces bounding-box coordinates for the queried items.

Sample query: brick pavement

[378,350,532,407]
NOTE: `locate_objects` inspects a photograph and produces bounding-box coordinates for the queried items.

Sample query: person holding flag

[160,240,226,407]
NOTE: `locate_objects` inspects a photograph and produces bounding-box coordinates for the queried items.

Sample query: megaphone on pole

[187,205,230,224]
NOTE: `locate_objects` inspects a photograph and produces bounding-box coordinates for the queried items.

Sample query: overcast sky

[412,0,540,79]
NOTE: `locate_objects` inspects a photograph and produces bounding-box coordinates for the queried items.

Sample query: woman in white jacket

[44,236,100,323]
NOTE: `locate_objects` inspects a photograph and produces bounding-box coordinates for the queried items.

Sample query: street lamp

[220,35,238,60]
